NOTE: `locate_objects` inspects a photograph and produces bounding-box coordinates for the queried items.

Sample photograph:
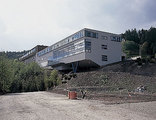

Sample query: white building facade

[35,28,122,71]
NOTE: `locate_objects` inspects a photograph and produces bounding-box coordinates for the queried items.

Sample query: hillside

[53,61,156,104]
[0,51,28,59]
[65,61,156,92]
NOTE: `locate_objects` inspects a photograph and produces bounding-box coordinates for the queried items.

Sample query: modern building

[19,45,48,64]
[35,28,122,72]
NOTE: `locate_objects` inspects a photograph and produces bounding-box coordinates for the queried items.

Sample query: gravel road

[0,91,156,120]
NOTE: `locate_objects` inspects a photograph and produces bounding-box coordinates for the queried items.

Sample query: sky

[0,0,156,51]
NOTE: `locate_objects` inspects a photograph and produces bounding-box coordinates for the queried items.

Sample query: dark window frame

[102,55,107,61]
[101,45,107,49]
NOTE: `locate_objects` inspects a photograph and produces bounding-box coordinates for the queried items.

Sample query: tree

[138,29,147,44]
[145,27,156,55]
[122,27,156,58]
[44,69,61,90]
[141,42,149,58]
[123,29,140,44]
[0,56,46,94]
[49,70,58,87]
[0,56,12,93]
[122,41,139,58]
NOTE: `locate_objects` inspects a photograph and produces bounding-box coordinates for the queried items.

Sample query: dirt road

[0,92,156,120]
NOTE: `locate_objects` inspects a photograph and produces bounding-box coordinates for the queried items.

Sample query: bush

[44,70,61,90]
[0,56,63,94]
[0,56,12,93]
[0,56,46,94]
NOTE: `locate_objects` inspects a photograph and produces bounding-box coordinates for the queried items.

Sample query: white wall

[85,29,122,66]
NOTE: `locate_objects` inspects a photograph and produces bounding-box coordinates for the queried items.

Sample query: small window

[102,55,107,61]
[92,32,96,38]
[86,31,91,37]
[101,45,107,49]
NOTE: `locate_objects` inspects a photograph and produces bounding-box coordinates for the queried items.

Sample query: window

[110,36,121,42]
[86,31,91,37]
[85,30,98,38]
[85,41,91,52]
[71,31,84,41]
[52,40,85,60]
[102,55,107,61]
[101,45,107,49]
[92,32,97,38]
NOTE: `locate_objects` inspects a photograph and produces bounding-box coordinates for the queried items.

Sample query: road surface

[0,91,156,120]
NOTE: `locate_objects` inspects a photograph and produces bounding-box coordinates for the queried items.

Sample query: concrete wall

[85,28,122,66]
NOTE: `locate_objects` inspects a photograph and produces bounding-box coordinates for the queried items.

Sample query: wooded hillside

[122,27,156,58]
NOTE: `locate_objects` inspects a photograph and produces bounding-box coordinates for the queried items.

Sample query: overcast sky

[0,0,156,51]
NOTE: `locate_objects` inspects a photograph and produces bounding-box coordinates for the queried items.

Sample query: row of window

[21,48,36,59]
[52,40,85,61]
[72,31,84,41]
[84,30,121,43]
[50,40,92,61]
[85,30,98,38]
[101,35,121,42]
[37,31,84,57]
[110,36,121,42]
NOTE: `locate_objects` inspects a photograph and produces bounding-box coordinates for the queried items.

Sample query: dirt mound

[101,61,156,77]
[52,61,156,103]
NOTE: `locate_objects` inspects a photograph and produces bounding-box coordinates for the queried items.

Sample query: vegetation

[0,50,28,59]
[122,41,139,57]
[0,56,61,94]
[122,27,156,58]
[44,70,61,90]
[0,56,12,93]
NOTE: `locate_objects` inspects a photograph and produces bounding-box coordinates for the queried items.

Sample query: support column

[71,61,79,73]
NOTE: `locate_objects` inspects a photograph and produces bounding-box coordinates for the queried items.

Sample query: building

[19,45,48,64]
[35,28,122,72]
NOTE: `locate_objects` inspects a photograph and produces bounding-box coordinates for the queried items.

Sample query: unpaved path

[0,91,156,120]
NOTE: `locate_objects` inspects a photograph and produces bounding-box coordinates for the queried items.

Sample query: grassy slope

[60,61,156,94]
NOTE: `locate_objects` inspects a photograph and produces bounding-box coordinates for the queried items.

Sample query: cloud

[0,0,155,51]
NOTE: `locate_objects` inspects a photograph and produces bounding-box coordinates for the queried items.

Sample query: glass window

[86,31,91,37]
[101,45,107,49]
[92,32,97,38]
[52,40,85,60]
[85,30,98,38]
[111,36,121,42]
[102,55,107,61]
[85,40,91,52]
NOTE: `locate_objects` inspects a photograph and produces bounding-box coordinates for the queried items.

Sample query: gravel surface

[0,91,156,120]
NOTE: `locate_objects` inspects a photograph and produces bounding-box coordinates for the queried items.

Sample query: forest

[122,27,156,59]
[0,50,28,59]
